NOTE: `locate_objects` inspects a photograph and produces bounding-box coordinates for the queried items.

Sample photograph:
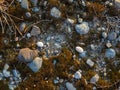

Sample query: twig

[0,17,4,34]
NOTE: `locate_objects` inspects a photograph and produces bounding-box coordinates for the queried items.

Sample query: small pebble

[75,46,84,53]
[36,42,44,48]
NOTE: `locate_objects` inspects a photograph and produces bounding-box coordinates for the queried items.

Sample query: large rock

[27,57,43,72]
[75,22,90,35]
[18,48,38,63]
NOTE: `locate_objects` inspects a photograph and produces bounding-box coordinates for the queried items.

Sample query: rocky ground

[0,0,120,90]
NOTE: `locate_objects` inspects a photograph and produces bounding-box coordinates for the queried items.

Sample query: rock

[67,18,75,24]
[30,0,38,6]
[12,69,20,77]
[54,79,59,84]
[3,70,11,77]
[4,64,9,70]
[18,48,38,63]
[27,57,43,72]
[75,46,84,53]
[75,22,90,34]
[66,82,76,90]
[115,0,120,9]
[50,7,61,18]
[21,0,29,9]
[25,12,31,18]
[26,33,31,38]
[32,7,40,12]
[106,42,112,48]
[80,51,87,58]
[105,48,116,58]
[102,32,107,39]
[90,74,99,84]
[74,70,82,79]
[86,59,94,67]
[36,42,44,48]
[30,25,41,36]
[108,32,117,40]
[20,22,26,32]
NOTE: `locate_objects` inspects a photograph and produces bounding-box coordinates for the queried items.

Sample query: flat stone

[30,25,41,36]
[27,57,42,72]
[18,48,38,63]
[86,59,94,67]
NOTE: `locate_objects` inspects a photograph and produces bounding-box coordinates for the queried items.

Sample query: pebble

[32,7,39,12]
[25,12,31,18]
[106,42,112,48]
[66,82,76,90]
[3,70,11,78]
[75,22,90,34]
[20,22,26,32]
[30,0,38,6]
[26,33,31,38]
[105,48,116,58]
[36,42,44,48]
[50,7,61,18]
[75,46,84,53]
[115,0,120,8]
[21,0,29,10]
[30,25,41,36]
[102,32,107,39]
[4,64,9,70]
[79,51,87,58]
[18,48,38,63]
[108,32,117,40]
[67,18,75,24]
[27,57,43,72]
[74,70,82,79]
[86,59,94,67]
[90,74,99,84]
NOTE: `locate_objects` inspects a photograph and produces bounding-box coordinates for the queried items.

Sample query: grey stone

[75,22,90,34]
[27,57,43,72]
[105,48,116,58]
[30,25,41,36]
[108,32,117,40]
[66,82,76,90]
[18,48,38,63]
[21,0,29,9]
[50,7,61,18]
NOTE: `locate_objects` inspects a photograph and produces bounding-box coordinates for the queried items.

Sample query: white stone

[90,74,99,84]
[67,18,75,24]
[106,42,112,48]
[27,57,43,72]
[36,42,44,48]
[86,59,94,67]
[75,22,89,34]
[27,33,31,38]
[105,48,116,58]
[66,82,76,90]
[75,46,84,53]
[21,0,29,9]
[50,7,61,18]
[102,32,107,39]
[74,70,82,79]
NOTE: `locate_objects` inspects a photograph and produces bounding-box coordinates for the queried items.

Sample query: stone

[67,18,75,24]
[90,74,99,84]
[86,59,94,67]
[4,64,9,70]
[36,42,44,48]
[32,7,40,12]
[102,32,107,39]
[50,7,61,18]
[75,22,90,34]
[20,22,26,32]
[18,48,38,63]
[25,12,31,18]
[21,0,29,9]
[3,70,11,77]
[106,42,112,48]
[80,51,87,58]
[27,33,31,38]
[12,69,20,77]
[108,32,117,40]
[27,57,43,72]
[115,0,120,9]
[105,48,116,58]
[74,70,82,79]
[75,46,84,53]
[30,0,38,6]
[30,25,41,36]
[66,82,76,90]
